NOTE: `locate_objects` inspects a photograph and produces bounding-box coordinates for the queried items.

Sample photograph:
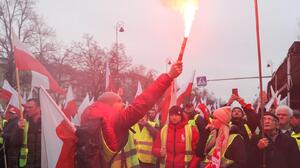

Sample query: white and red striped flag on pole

[105,62,115,92]
[0,80,22,117]
[40,87,77,168]
[72,93,90,126]
[0,80,14,102]
[159,80,177,126]
[135,81,143,98]
[12,32,64,94]
[176,70,195,106]
[63,85,77,120]
[27,87,34,100]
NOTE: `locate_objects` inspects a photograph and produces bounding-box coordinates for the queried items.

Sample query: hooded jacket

[152,120,199,168]
[79,74,173,167]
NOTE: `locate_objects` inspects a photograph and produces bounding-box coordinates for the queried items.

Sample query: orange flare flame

[161,0,199,37]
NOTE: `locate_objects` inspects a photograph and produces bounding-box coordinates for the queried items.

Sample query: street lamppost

[115,21,124,89]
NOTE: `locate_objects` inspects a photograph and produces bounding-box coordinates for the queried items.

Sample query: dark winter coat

[248,131,300,168]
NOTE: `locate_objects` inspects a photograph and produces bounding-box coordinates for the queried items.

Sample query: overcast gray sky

[37,0,300,103]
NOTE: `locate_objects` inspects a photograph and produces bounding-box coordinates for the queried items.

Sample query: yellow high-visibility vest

[132,121,157,164]
[111,128,140,168]
[243,124,252,139]
[188,114,199,127]
[229,122,252,139]
[19,120,29,167]
[160,124,193,168]
[204,134,241,168]
[99,128,118,163]
[0,119,7,145]
[291,131,300,151]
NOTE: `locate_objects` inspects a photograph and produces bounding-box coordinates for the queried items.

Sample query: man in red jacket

[152,105,199,168]
[77,61,182,168]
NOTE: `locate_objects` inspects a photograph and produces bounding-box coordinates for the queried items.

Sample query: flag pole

[15,66,24,120]
[11,31,24,120]
[253,0,266,167]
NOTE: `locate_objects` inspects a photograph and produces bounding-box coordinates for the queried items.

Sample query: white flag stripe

[40,87,75,130]
[72,93,90,125]
[12,32,32,55]
[40,87,75,168]
[40,87,64,168]
[135,81,142,97]
[105,62,110,90]
[65,85,75,106]
[3,80,22,112]
[32,71,50,90]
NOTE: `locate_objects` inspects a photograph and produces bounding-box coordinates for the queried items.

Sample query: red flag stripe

[14,48,64,94]
[0,89,12,102]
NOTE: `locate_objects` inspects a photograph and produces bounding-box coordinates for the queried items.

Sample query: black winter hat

[169,105,184,116]
[264,112,279,121]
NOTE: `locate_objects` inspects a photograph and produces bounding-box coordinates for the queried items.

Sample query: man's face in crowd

[232,108,243,119]
[148,109,156,121]
[7,108,18,120]
[139,115,147,124]
[263,115,278,131]
[25,100,40,118]
[290,116,300,126]
[276,109,291,127]
[212,118,222,129]
[169,114,182,125]
[112,98,125,112]
[184,106,194,114]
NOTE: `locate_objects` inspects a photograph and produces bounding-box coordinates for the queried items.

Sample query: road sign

[196,76,207,87]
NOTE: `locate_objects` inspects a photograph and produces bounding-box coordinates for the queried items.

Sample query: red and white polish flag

[12,32,64,94]
[40,87,77,168]
[0,80,22,117]
[176,70,195,106]
[105,62,115,92]
[62,85,77,120]
[72,93,90,126]
[159,80,178,126]
[0,80,14,102]
[135,81,143,98]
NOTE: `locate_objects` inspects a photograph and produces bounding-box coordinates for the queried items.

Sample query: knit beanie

[264,112,279,121]
[169,105,184,117]
[213,106,232,125]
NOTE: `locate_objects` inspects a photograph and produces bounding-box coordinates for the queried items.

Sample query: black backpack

[76,119,111,168]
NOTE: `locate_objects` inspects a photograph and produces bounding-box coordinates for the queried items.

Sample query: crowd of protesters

[0,61,299,168]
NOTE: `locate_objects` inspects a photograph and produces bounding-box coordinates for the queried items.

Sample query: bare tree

[0,0,57,85]
[26,18,59,65]
[65,34,107,99]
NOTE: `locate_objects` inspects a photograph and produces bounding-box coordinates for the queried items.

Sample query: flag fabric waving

[72,93,90,126]
[0,80,14,101]
[176,70,195,106]
[0,80,22,117]
[135,81,143,97]
[62,86,77,120]
[12,32,64,94]
[105,62,115,92]
[159,80,177,126]
[40,87,76,168]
